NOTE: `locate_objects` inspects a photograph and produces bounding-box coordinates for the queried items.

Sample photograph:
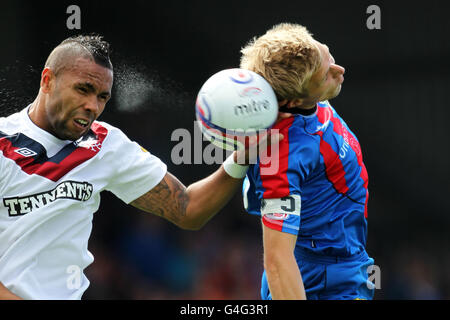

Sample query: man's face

[303,40,345,105]
[44,57,113,141]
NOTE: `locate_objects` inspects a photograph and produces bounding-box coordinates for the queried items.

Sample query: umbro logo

[14,147,37,157]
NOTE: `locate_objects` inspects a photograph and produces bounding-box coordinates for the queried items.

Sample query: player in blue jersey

[240,23,375,300]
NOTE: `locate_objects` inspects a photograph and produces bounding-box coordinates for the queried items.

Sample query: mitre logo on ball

[195,68,278,151]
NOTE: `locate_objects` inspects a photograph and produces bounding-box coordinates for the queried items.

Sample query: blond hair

[240,23,321,100]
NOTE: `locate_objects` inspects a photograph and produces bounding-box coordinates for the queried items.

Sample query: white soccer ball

[195,68,279,151]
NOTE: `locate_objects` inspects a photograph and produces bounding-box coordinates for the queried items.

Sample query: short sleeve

[101,124,167,204]
[244,119,319,235]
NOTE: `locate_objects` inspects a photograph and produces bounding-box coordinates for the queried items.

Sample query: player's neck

[28,94,49,131]
[279,102,317,116]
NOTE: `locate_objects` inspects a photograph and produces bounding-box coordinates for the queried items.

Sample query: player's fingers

[277,112,293,121]
[270,132,284,142]
[234,130,283,165]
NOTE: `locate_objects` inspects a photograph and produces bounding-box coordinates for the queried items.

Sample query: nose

[83,96,100,116]
[334,64,345,75]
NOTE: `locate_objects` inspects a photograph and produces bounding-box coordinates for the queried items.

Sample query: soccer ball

[195,68,279,151]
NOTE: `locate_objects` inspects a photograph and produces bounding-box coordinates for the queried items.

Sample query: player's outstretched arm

[130,161,243,230]
[131,131,284,230]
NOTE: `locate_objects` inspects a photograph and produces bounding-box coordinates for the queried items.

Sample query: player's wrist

[223,153,249,179]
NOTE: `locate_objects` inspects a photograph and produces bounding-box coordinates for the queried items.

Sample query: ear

[40,67,54,94]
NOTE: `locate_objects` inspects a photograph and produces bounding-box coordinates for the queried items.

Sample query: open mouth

[73,118,90,129]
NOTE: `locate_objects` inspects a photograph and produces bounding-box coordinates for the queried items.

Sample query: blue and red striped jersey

[243,101,369,257]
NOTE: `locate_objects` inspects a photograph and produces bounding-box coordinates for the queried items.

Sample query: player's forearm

[131,165,243,230]
[265,253,306,300]
[0,282,22,300]
[183,165,243,230]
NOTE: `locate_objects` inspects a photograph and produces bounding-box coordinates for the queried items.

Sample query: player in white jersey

[0,35,274,299]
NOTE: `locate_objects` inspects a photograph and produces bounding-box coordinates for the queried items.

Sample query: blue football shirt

[243,100,369,257]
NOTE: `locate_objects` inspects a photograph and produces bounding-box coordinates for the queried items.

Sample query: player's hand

[232,99,290,166]
[233,129,284,165]
[277,111,293,121]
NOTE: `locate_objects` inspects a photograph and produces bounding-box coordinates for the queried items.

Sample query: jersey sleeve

[101,124,167,204]
[260,195,302,235]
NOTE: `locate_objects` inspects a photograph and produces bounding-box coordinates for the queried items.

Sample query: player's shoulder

[90,120,141,151]
[91,120,127,140]
[317,100,344,122]
[92,120,116,132]
[0,108,25,132]
[318,100,335,110]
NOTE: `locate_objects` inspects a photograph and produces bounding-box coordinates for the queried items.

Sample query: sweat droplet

[112,60,190,114]
[113,64,154,112]
[0,61,39,117]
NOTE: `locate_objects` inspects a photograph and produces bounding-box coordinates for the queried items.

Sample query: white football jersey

[0,106,167,299]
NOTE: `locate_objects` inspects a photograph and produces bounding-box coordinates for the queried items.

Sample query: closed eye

[75,83,96,94]
[75,83,110,102]
[98,94,110,102]
[77,86,88,94]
